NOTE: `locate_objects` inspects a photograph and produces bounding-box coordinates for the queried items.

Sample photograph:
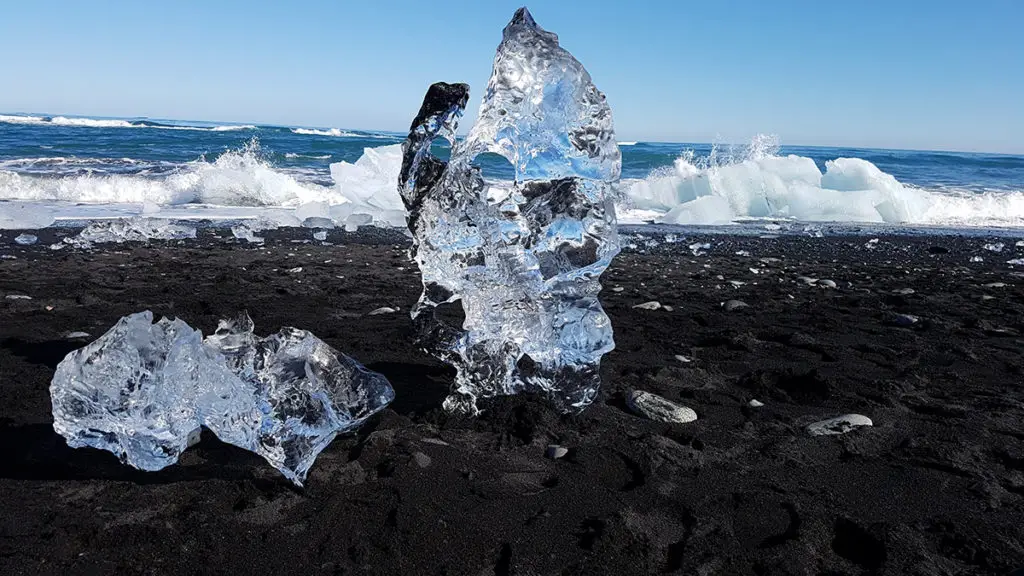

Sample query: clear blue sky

[1,0,1022,153]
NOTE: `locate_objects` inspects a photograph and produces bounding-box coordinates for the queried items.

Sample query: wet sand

[1,227,1023,575]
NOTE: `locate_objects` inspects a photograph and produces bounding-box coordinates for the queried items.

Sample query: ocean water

[1,113,1023,230]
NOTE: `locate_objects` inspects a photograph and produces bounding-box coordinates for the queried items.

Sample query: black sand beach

[1,227,1023,575]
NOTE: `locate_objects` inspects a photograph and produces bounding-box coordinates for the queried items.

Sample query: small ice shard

[50,311,393,485]
[14,233,37,245]
[797,276,818,285]
[301,217,335,229]
[231,217,277,244]
[398,8,621,414]
[1008,259,1024,265]
[984,242,1005,253]
[287,267,302,274]
[674,354,691,363]
[970,256,984,263]
[819,279,837,289]
[807,414,872,436]
[312,230,328,241]
[65,331,91,339]
[1017,240,1024,248]
[367,306,398,315]
[748,399,764,408]
[205,313,395,485]
[893,287,915,295]
[983,282,1006,288]
[626,390,697,423]
[891,313,919,326]
[5,294,31,300]
[66,218,196,248]
[633,301,662,310]
[689,242,711,256]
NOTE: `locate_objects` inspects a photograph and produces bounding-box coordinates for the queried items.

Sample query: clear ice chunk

[50,311,393,485]
[398,8,621,413]
[66,218,197,248]
[205,313,396,484]
[14,233,38,245]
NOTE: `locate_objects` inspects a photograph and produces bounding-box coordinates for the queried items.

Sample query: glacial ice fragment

[205,313,395,484]
[65,218,197,248]
[14,233,37,245]
[50,311,393,485]
[398,8,621,413]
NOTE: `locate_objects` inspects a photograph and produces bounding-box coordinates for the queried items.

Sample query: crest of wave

[626,135,1024,226]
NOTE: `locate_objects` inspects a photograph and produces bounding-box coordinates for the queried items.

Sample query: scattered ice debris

[689,242,711,256]
[807,414,873,436]
[633,301,662,311]
[5,294,31,300]
[797,276,818,285]
[312,230,328,241]
[368,306,398,315]
[723,300,749,312]
[819,279,837,289]
[286,267,302,274]
[984,242,1005,253]
[674,354,692,363]
[803,225,823,238]
[50,311,394,486]
[397,9,620,414]
[748,399,764,408]
[626,390,697,423]
[64,331,91,340]
[66,218,196,248]
[728,280,745,288]
[1008,259,1024,266]
[14,233,37,245]
[1017,240,1024,248]
[48,243,64,250]
[983,282,1006,288]
[545,444,569,459]
[893,288,915,295]
[663,233,679,243]
[0,254,15,260]
[865,238,879,249]
[748,267,761,275]
[764,224,782,231]
[970,256,984,263]
[735,250,751,257]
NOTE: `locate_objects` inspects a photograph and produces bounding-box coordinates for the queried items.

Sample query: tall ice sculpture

[399,8,621,413]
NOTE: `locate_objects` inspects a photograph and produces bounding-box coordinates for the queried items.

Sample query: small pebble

[723,300,749,312]
[748,399,765,408]
[674,354,691,363]
[893,314,919,326]
[807,414,873,436]
[545,445,569,459]
[412,452,432,468]
[626,390,697,424]
[611,286,624,292]
[633,301,662,310]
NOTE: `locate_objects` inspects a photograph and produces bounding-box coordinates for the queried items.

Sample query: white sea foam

[619,141,637,146]
[625,135,1024,227]
[292,128,356,137]
[0,114,256,132]
[284,153,331,160]
[2,138,1023,230]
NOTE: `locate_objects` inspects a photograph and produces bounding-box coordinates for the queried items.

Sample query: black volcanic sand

[2,226,1024,575]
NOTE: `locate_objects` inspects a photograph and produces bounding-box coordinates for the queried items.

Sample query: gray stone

[626,390,697,424]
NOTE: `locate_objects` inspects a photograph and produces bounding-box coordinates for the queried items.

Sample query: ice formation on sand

[398,8,621,414]
[50,311,393,485]
[64,218,197,248]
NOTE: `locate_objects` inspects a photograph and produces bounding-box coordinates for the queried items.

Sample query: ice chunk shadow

[0,422,285,485]
[1,338,83,369]
[367,361,454,416]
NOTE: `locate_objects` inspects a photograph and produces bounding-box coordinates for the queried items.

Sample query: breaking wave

[292,128,358,137]
[625,135,1024,227]
[2,138,1023,229]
